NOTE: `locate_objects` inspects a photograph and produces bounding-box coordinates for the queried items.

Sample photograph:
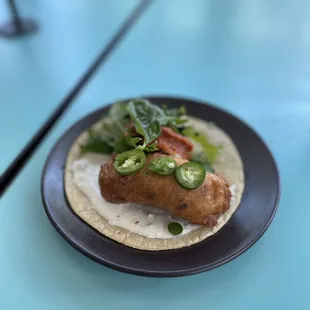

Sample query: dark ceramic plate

[41,96,280,277]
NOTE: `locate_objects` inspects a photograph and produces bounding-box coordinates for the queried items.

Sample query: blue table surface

[1,0,310,309]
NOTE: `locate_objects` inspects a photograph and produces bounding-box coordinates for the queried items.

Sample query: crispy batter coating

[99,153,231,227]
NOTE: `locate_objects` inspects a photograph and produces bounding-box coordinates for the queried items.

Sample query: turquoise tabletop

[0,0,139,173]
[1,0,310,309]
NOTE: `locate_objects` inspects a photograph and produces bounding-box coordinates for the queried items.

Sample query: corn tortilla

[64,116,245,250]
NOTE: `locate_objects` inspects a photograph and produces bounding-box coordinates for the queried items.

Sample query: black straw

[0,0,152,197]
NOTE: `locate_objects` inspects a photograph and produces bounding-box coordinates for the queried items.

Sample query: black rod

[0,0,153,197]
[0,0,38,38]
[8,0,23,31]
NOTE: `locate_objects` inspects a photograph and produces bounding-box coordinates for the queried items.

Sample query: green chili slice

[148,157,177,175]
[113,149,146,176]
[175,162,206,189]
[168,222,183,235]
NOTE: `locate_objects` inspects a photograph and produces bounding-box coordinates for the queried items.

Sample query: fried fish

[99,153,231,227]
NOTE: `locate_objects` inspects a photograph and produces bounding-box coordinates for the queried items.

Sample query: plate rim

[41,95,281,277]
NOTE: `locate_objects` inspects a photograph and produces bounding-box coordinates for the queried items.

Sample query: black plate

[41,96,280,277]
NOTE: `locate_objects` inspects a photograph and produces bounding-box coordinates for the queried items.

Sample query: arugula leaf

[166,105,187,118]
[127,99,165,148]
[144,141,159,152]
[174,118,188,125]
[126,136,141,148]
[162,104,186,116]
[80,100,192,156]
[113,138,129,154]
[183,127,219,165]
[102,120,123,137]
[80,129,113,155]
[162,104,189,132]
[108,101,130,132]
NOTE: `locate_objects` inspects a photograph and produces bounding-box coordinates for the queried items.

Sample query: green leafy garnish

[168,222,183,235]
[203,162,214,173]
[162,104,186,118]
[79,98,217,175]
[127,99,165,148]
[80,129,113,154]
[183,127,219,165]
[162,104,188,133]
[108,101,129,132]
[144,141,159,152]
[114,137,131,154]
[102,120,123,139]
[80,100,165,155]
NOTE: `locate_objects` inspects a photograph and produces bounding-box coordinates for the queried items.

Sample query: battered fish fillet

[99,153,231,227]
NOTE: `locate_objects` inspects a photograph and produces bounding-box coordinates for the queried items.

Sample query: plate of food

[41,96,280,277]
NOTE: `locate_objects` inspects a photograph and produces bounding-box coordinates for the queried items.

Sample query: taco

[64,99,244,250]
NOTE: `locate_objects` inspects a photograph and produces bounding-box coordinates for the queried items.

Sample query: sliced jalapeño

[148,156,177,176]
[175,162,206,190]
[113,149,146,176]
